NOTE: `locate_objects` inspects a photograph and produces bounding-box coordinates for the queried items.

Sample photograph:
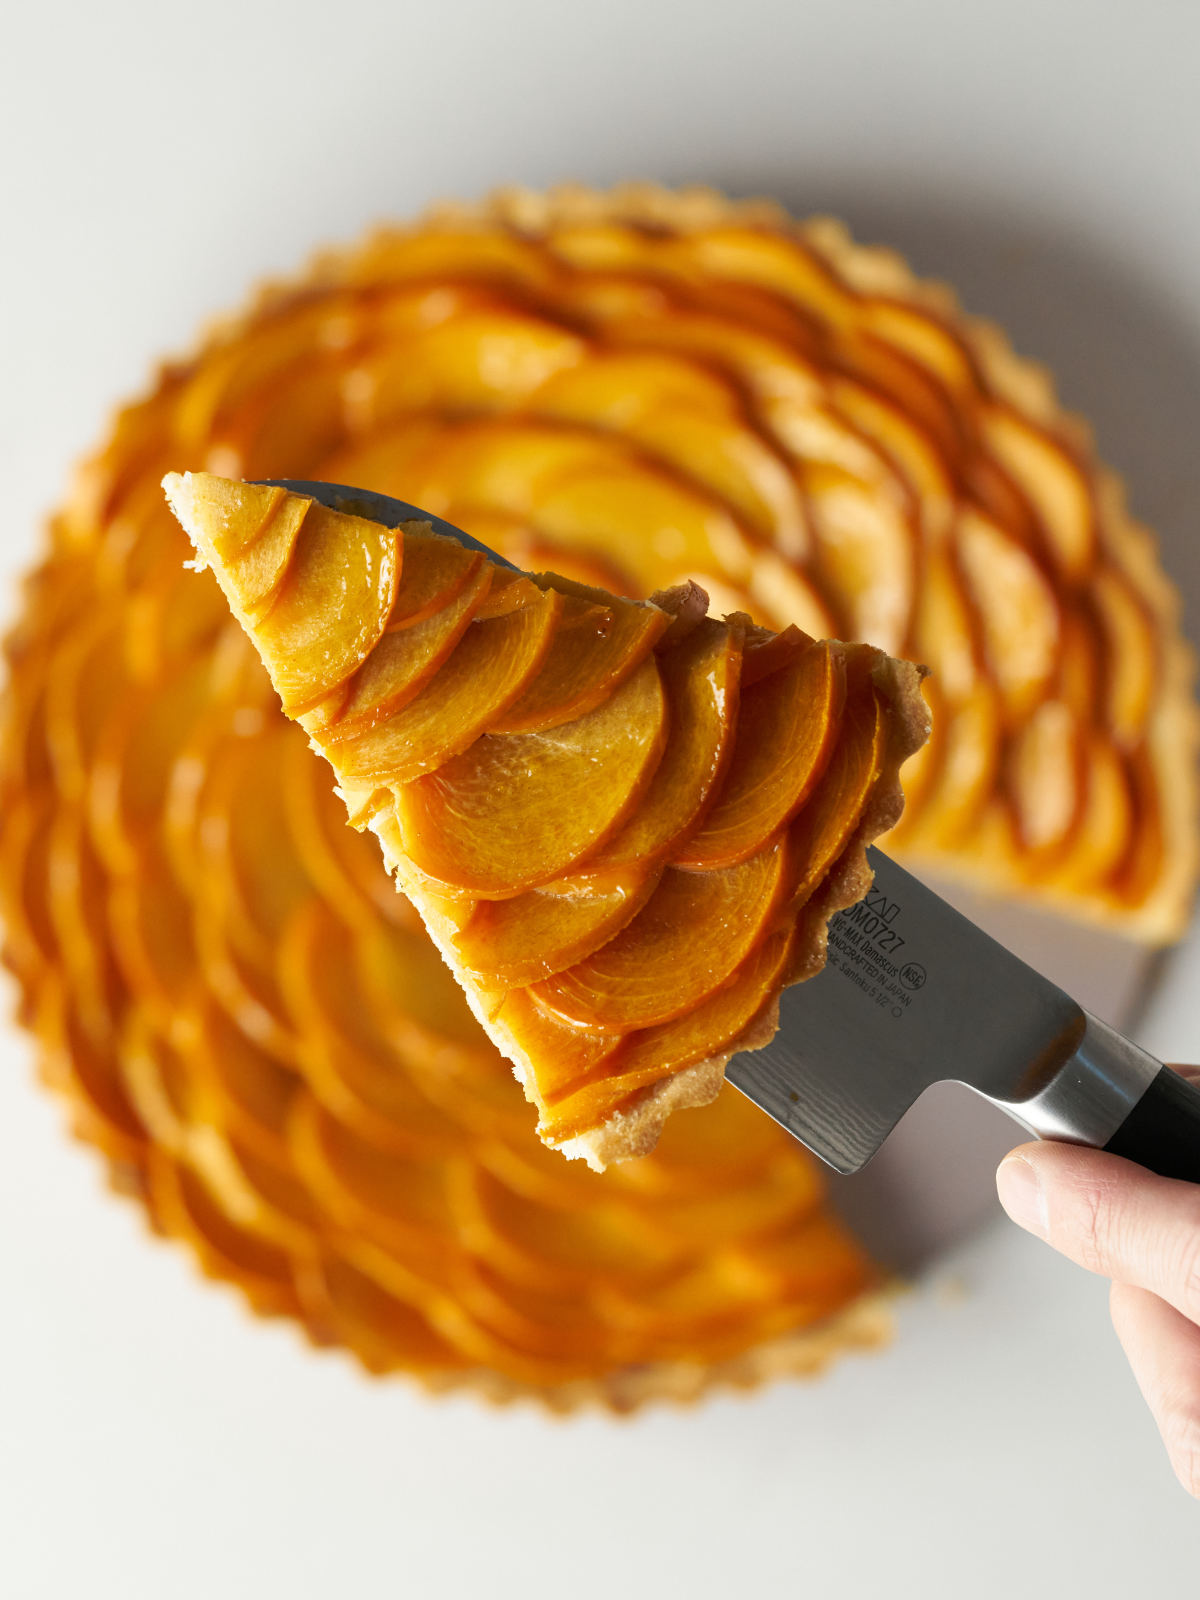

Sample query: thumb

[997,1138,1200,1326]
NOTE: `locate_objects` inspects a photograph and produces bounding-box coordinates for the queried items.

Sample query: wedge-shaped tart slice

[165,472,930,1167]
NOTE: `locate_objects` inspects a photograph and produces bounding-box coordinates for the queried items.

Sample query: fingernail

[996,1155,1048,1238]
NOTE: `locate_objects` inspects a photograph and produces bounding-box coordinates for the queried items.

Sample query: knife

[728,845,1200,1182]
[255,480,1200,1184]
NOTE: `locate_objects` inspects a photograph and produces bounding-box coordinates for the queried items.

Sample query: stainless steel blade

[727,847,1093,1173]
[253,479,520,571]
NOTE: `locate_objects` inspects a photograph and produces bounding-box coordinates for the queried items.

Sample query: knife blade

[254,480,1200,1184]
[729,846,1200,1182]
[253,478,521,570]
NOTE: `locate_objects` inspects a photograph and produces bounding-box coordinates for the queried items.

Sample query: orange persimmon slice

[529,837,790,1032]
[329,587,563,791]
[396,658,667,895]
[674,640,844,869]
[452,867,661,987]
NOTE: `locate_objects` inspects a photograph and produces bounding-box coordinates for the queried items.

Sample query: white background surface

[3,1,1200,1593]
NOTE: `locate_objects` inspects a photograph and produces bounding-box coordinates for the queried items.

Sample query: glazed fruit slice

[166,472,929,1167]
[396,659,667,895]
[451,868,661,987]
[569,617,745,876]
[527,840,792,1033]
[249,496,400,715]
[313,554,493,739]
[673,639,844,869]
[330,584,564,814]
[489,589,671,734]
[536,928,795,1145]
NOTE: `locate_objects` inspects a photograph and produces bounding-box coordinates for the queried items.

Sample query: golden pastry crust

[2,182,1196,1409]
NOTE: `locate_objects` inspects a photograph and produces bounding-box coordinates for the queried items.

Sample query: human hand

[997,1067,1200,1500]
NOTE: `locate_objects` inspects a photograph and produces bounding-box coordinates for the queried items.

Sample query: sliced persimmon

[404,420,626,519]
[980,406,1095,579]
[831,375,957,526]
[904,679,1002,849]
[395,657,667,895]
[788,688,887,908]
[492,989,624,1103]
[164,475,302,619]
[253,502,401,716]
[611,304,823,413]
[742,1211,876,1300]
[805,465,914,654]
[191,998,297,1164]
[1047,734,1133,891]
[488,594,670,734]
[528,348,739,426]
[626,407,808,551]
[331,586,562,790]
[860,298,976,396]
[830,324,960,464]
[367,309,584,420]
[680,227,854,326]
[299,1252,467,1376]
[1007,698,1082,856]
[675,640,843,869]
[173,295,354,447]
[912,546,978,701]
[957,508,1059,721]
[1091,565,1157,746]
[529,837,790,1033]
[147,1152,300,1316]
[386,532,484,632]
[571,618,743,876]
[460,1163,676,1284]
[535,928,793,1144]
[452,867,660,987]
[311,560,492,741]
[167,474,404,718]
[472,570,547,620]
[533,462,752,595]
[740,623,812,689]
[214,490,313,624]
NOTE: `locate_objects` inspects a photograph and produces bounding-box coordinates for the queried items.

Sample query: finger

[996,1140,1200,1325]
[1110,1281,1200,1500]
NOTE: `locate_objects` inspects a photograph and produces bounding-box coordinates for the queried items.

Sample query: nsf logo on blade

[899,961,927,992]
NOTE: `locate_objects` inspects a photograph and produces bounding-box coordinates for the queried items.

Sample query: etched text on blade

[727,850,1086,1172]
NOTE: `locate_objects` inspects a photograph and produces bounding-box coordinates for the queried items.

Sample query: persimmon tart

[164,471,929,1167]
[2,184,1196,1406]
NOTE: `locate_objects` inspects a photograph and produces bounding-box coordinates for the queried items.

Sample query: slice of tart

[165,471,929,1167]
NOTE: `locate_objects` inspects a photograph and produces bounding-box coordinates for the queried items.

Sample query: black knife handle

[1103,1067,1200,1184]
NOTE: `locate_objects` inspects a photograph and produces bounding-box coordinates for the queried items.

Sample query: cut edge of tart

[164,471,930,1169]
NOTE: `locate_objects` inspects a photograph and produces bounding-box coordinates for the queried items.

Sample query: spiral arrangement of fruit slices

[0,185,1193,1403]
[0,515,884,1400]
[167,185,1190,943]
[168,473,928,1165]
